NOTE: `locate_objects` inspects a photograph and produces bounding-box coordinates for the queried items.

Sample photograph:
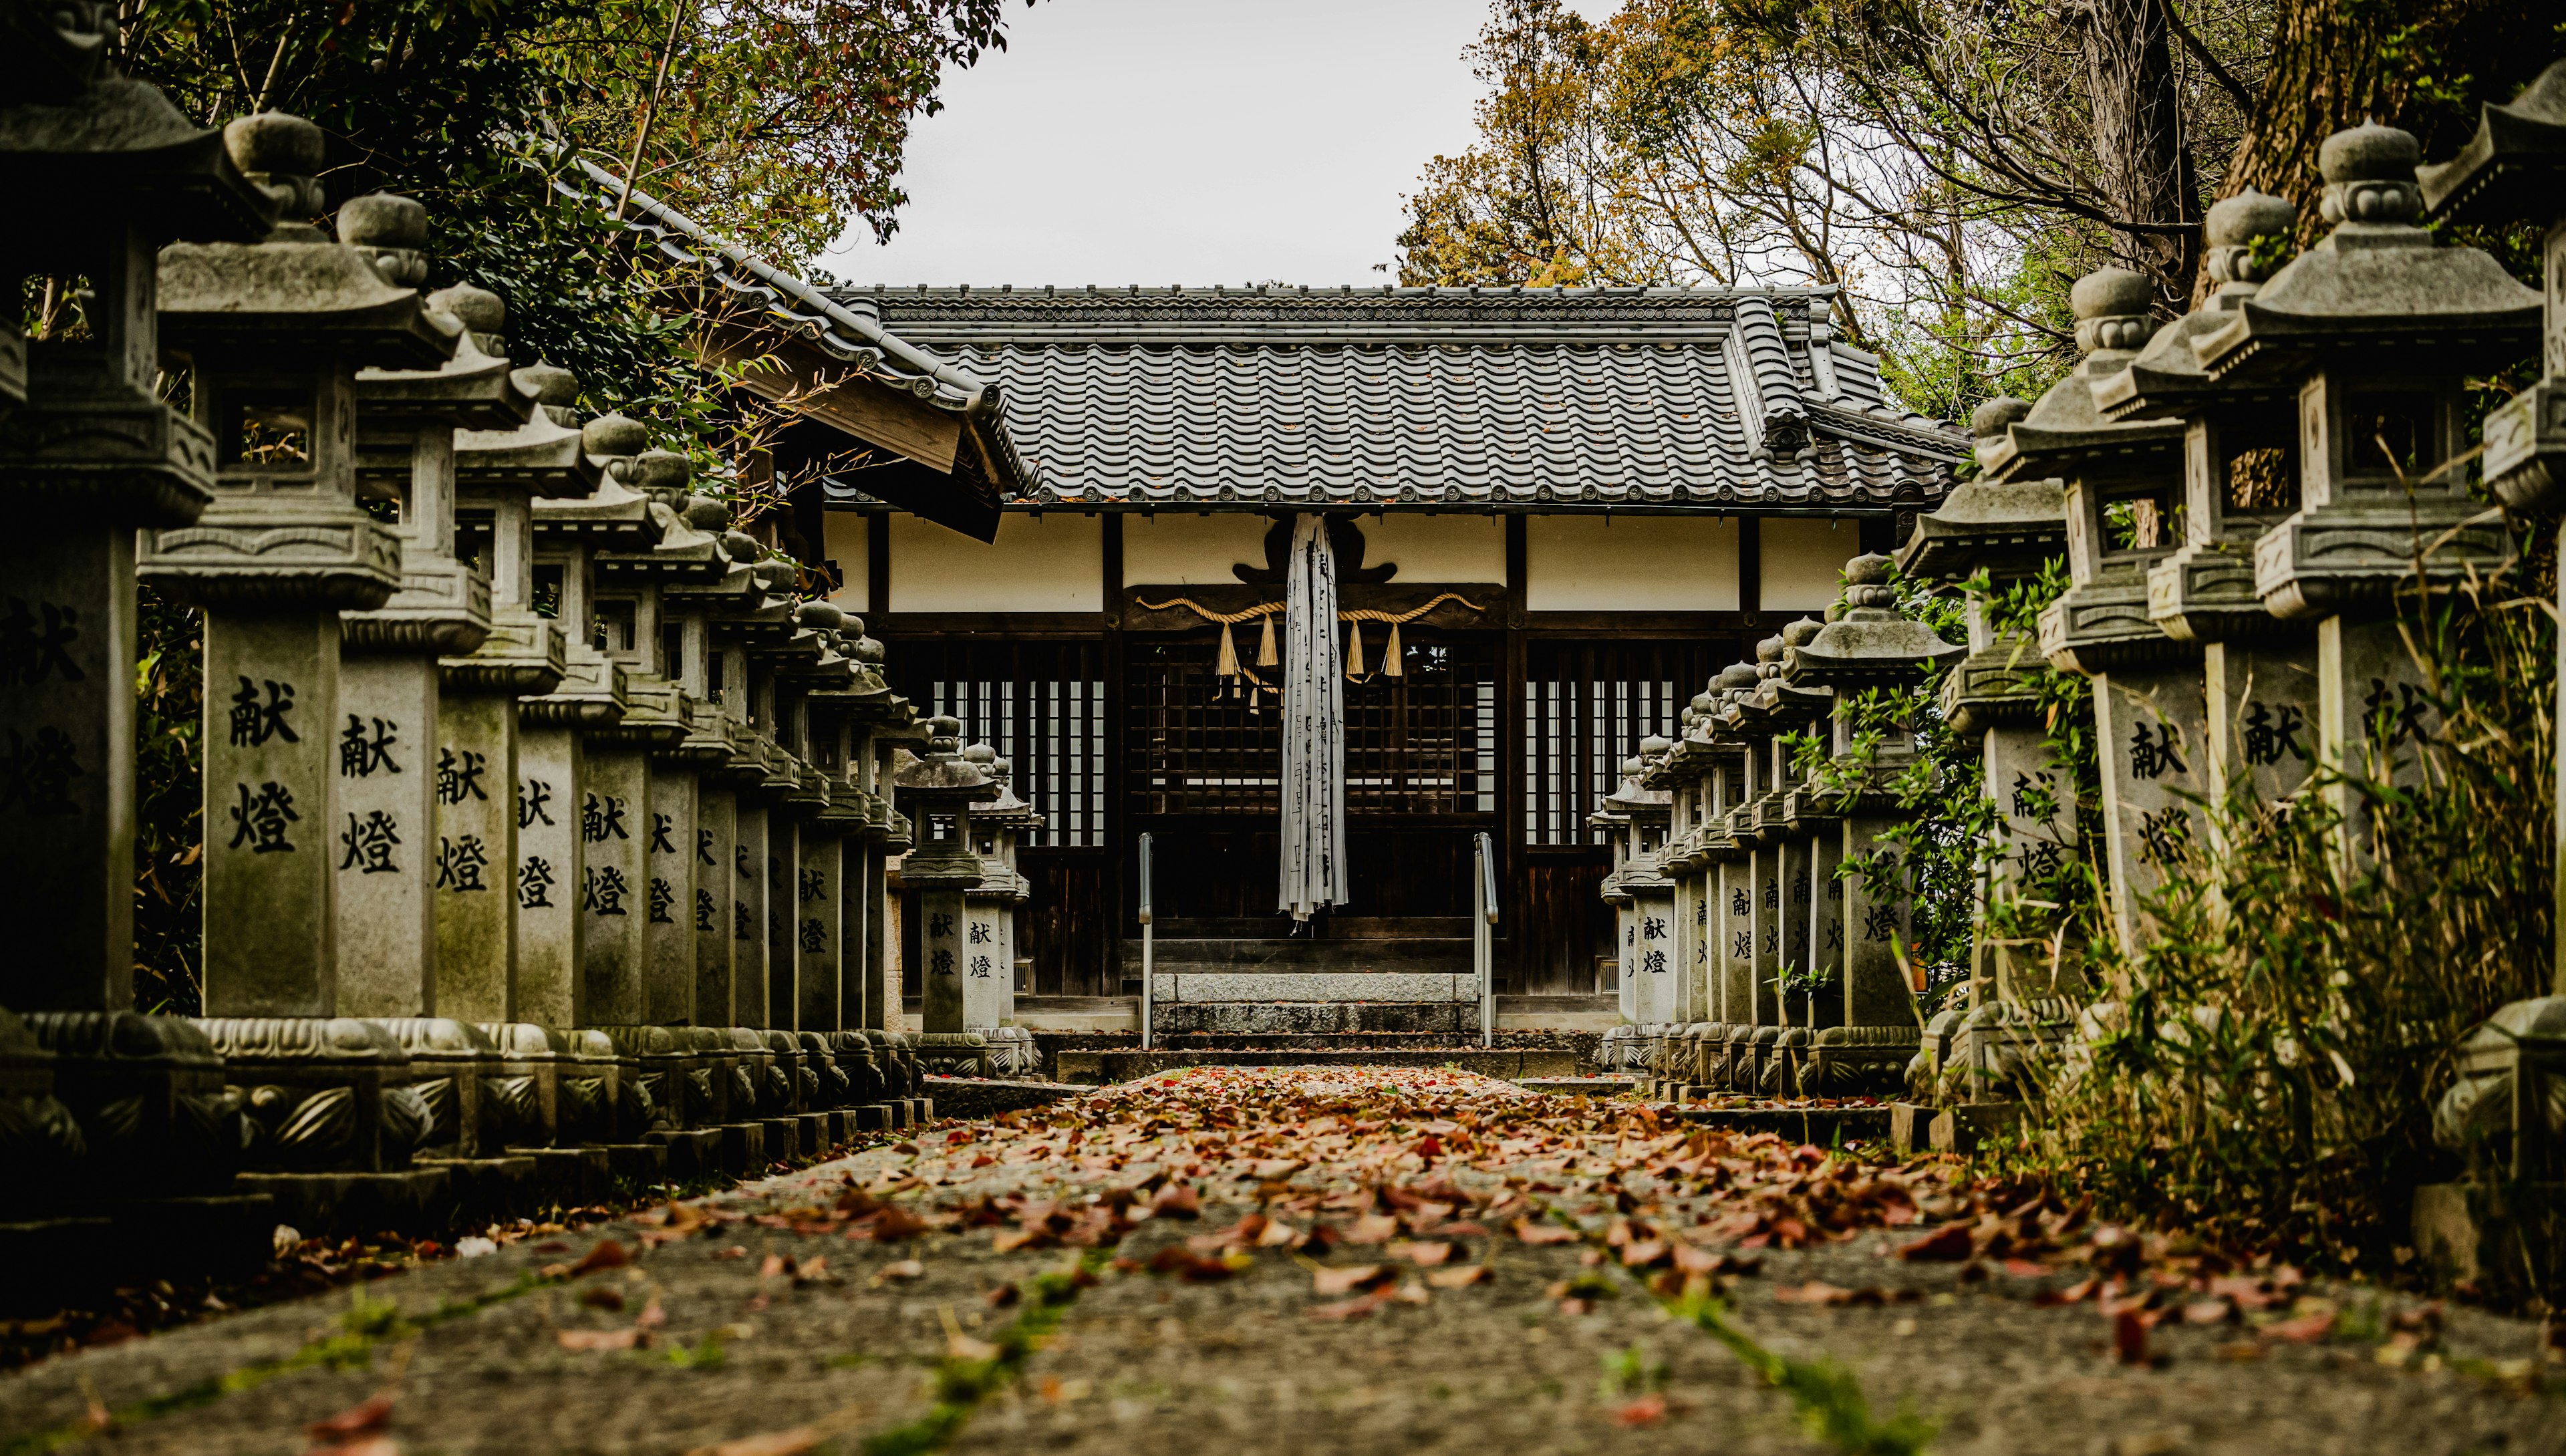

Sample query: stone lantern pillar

[847,637,918,1037]
[1698,662,1759,1086]
[1894,409,2075,1105]
[443,364,597,1024]
[339,277,535,1018]
[778,601,856,1034]
[2200,124,2538,832]
[140,123,454,1016]
[588,455,726,1030]
[1995,269,2196,952]
[1588,789,1636,1064]
[1715,639,1791,1085]
[0,37,268,1012]
[511,417,653,1028]
[1763,617,1841,1076]
[659,513,762,1032]
[1783,553,1965,1097]
[1646,701,1716,1094]
[893,716,996,1076]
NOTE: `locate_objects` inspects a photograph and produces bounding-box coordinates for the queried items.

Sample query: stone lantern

[1993,268,2195,950]
[968,750,1044,1078]
[893,715,997,1074]
[340,273,537,1018]
[1644,692,1719,1091]
[1781,553,1964,1096]
[443,363,599,1023]
[0,25,268,1012]
[2197,123,2537,826]
[657,507,764,1031]
[2410,57,2566,1287]
[2090,196,2325,818]
[140,119,455,1016]
[1590,748,1671,1068]
[1895,404,2074,1103]
[718,546,804,1028]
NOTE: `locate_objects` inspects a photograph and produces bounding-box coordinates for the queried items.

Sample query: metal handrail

[1473,831,1497,1049]
[1138,833,1154,1050]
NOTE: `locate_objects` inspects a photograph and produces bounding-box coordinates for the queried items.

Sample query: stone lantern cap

[970,746,1041,828]
[157,119,453,369]
[1751,617,1838,725]
[2094,193,2299,424]
[1717,637,1789,736]
[893,715,1000,809]
[531,414,666,549]
[353,282,537,432]
[456,362,606,498]
[1896,397,2069,584]
[0,14,273,250]
[2420,59,2566,227]
[1598,748,1671,818]
[2197,124,2541,380]
[1784,554,1963,690]
[1978,269,2180,481]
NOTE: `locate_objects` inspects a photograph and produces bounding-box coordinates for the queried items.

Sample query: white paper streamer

[1277,514,1346,920]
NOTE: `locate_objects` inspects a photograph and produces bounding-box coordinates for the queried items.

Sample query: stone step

[1149,970,1481,1003]
[1123,937,1474,974]
[1054,1046,1585,1086]
[1152,916,1475,939]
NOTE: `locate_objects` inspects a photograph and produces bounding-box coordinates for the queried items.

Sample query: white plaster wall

[1524,515,1739,611]
[1359,513,1504,583]
[821,511,869,611]
[1761,517,1860,611]
[889,511,1102,612]
[1121,513,1272,586]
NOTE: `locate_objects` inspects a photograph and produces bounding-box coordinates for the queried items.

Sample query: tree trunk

[2219,0,2553,269]
[2077,0,2199,312]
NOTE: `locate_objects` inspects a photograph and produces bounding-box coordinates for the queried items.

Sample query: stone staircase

[1122,917,1487,1034]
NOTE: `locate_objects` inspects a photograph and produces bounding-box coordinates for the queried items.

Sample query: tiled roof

[827,284,1964,513]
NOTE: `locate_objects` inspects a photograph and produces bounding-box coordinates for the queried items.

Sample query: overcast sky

[822,0,1614,288]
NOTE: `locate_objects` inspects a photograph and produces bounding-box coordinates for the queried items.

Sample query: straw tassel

[1383,620,1404,677]
[1215,619,1240,680]
[1346,619,1367,680]
[1256,609,1278,666]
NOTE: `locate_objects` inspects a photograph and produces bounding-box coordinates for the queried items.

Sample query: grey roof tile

[831,285,1960,512]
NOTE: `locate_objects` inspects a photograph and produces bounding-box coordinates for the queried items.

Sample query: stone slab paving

[3,1068,2560,1456]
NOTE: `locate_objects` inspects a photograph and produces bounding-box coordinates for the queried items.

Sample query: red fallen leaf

[570,1239,632,1276]
[557,1327,642,1351]
[1149,1182,1201,1220]
[1426,1264,1490,1289]
[1312,1264,1391,1296]
[1514,1219,1580,1246]
[852,1205,932,1242]
[1613,1393,1669,1428]
[1774,1281,1858,1305]
[1343,1213,1401,1245]
[2259,1311,2335,1344]
[1896,1225,1975,1262]
[2182,1299,2235,1326]
[305,1393,395,1441]
[637,1298,666,1328]
[1405,1242,1455,1268]
[1307,1290,1393,1320]
[2001,1258,2049,1278]
[759,1254,789,1279]
[992,1225,1054,1254]
[2112,1310,2150,1365]
[578,1286,625,1311]
[713,1246,749,1261]
[1250,1158,1304,1180]
[690,1429,827,1456]
[1671,1245,1721,1276]
[1619,1240,1669,1269]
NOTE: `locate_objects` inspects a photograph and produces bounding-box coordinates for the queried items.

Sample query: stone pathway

[2,1069,2559,1456]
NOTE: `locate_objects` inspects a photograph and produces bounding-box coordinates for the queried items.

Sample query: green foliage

[2015,567,2555,1276]
[134,586,204,1014]
[1665,1288,1935,1455]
